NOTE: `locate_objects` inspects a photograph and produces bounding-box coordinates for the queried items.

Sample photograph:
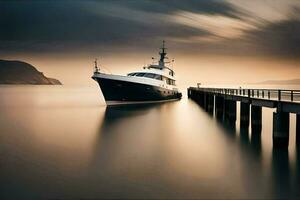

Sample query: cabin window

[143,73,156,78]
[139,73,162,81]
[136,73,146,77]
[165,78,176,85]
[154,74,162,80]
[130,73,162,81]
[167,79,171,85]
[128,73,137,76]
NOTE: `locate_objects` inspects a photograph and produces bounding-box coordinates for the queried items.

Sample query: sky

[1,0,300,87]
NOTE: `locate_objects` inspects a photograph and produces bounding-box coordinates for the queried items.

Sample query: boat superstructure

[92,41,182,105]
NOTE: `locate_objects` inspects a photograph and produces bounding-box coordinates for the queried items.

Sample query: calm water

[1,85,300,199]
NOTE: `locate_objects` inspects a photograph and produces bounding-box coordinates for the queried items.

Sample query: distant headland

[255,79,300,85]
[0,59,61,85]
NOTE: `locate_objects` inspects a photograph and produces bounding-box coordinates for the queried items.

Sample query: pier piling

[273,112,290,148]
[207,94,214,114]
[240,102,250,128]
[251,105,262,133]
[215,96,224,119]
[198,92,204,107]
[204,93,208,111]
[297,114,300,146]
[188,87,300,149]
[225,100,236,124]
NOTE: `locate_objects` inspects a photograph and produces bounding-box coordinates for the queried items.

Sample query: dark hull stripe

[94,77,182,102]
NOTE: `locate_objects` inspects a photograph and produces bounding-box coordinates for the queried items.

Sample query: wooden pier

[187,87,300,148]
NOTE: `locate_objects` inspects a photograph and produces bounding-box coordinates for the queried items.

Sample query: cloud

[170,11,257,40]
[0,0,300,59]
[226,0,300,23]
[112,0,240,17]
[0,1,211,53]
[245,18,300,58]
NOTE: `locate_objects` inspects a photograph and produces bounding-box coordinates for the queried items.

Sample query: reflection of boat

[92,41,182,105]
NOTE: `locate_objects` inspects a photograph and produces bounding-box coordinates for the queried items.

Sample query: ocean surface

[1,85,300,199]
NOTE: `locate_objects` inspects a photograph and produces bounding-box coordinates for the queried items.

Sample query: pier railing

[193,88,300,102]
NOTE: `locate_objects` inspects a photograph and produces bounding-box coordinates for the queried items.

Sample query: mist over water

[0,86,299,199]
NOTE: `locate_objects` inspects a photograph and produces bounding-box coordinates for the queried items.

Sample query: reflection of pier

[188,87,300,148]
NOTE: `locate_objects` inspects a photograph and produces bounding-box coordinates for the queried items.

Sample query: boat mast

[159,40,167,69]
[94,58,99,73]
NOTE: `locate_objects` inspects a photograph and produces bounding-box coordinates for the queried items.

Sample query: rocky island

[0,59,61,85]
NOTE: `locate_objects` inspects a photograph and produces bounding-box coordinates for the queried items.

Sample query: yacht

[92,41,182,105]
